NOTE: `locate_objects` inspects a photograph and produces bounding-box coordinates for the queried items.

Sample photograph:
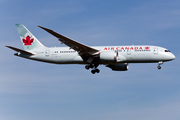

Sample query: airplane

[6,24,175,74]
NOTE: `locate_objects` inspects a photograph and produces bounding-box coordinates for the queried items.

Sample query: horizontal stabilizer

[6,46,35,55]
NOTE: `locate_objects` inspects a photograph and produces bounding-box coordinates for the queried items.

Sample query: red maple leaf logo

[145,47,150,50]
[22,35,34,45]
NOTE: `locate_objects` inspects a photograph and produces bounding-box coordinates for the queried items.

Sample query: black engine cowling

[99,51,118,62]
[106,63,129,71]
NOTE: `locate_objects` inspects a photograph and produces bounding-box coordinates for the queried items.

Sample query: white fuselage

[17,45,175,65]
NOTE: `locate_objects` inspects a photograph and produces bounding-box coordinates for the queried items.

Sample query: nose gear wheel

[157,65,161,69]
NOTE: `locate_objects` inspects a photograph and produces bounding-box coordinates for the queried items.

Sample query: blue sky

[0,0,180,120]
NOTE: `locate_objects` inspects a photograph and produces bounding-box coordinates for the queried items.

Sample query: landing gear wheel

[85,65,90,70]
[85,64,94,70]
[91,70,96,74]
[86,64,100,74]
[157,66,161,69]
[95,69,100,73]
[91,69,100,74]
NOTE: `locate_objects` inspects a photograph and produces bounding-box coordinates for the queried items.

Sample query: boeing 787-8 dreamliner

[6,24,175,74]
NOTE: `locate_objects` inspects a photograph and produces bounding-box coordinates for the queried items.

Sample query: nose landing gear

[157,61,163,70]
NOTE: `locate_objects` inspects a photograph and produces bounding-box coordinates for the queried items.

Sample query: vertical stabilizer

[16,24,45,51]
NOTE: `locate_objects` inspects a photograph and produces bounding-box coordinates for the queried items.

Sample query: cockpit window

[165,50,170,52]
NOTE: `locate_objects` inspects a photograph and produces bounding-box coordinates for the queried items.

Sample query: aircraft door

[153,48,158,54]
[45,50,50,57]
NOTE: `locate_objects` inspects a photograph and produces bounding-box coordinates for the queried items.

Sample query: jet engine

[106,63,129,71]
[99,51,118,62]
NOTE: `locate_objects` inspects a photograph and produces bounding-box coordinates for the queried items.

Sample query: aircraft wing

[38,25,100,61]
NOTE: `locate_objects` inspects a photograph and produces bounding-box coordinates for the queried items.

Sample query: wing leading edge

[38,25,100,61]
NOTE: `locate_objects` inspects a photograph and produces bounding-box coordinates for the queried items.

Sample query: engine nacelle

[99,51,118,62]
[106,63,129,71]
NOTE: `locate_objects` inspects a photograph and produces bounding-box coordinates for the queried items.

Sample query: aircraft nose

[171,53,176,60]
[164,52,175,61]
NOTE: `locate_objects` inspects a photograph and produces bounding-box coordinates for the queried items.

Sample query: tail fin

[16,24,45,51]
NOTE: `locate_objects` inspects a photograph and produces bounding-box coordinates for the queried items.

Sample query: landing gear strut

[85,64,100,74]
[157,61,163,70]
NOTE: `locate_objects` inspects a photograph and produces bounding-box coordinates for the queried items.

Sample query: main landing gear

[85,64,100,74]
[157,61,163,69]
